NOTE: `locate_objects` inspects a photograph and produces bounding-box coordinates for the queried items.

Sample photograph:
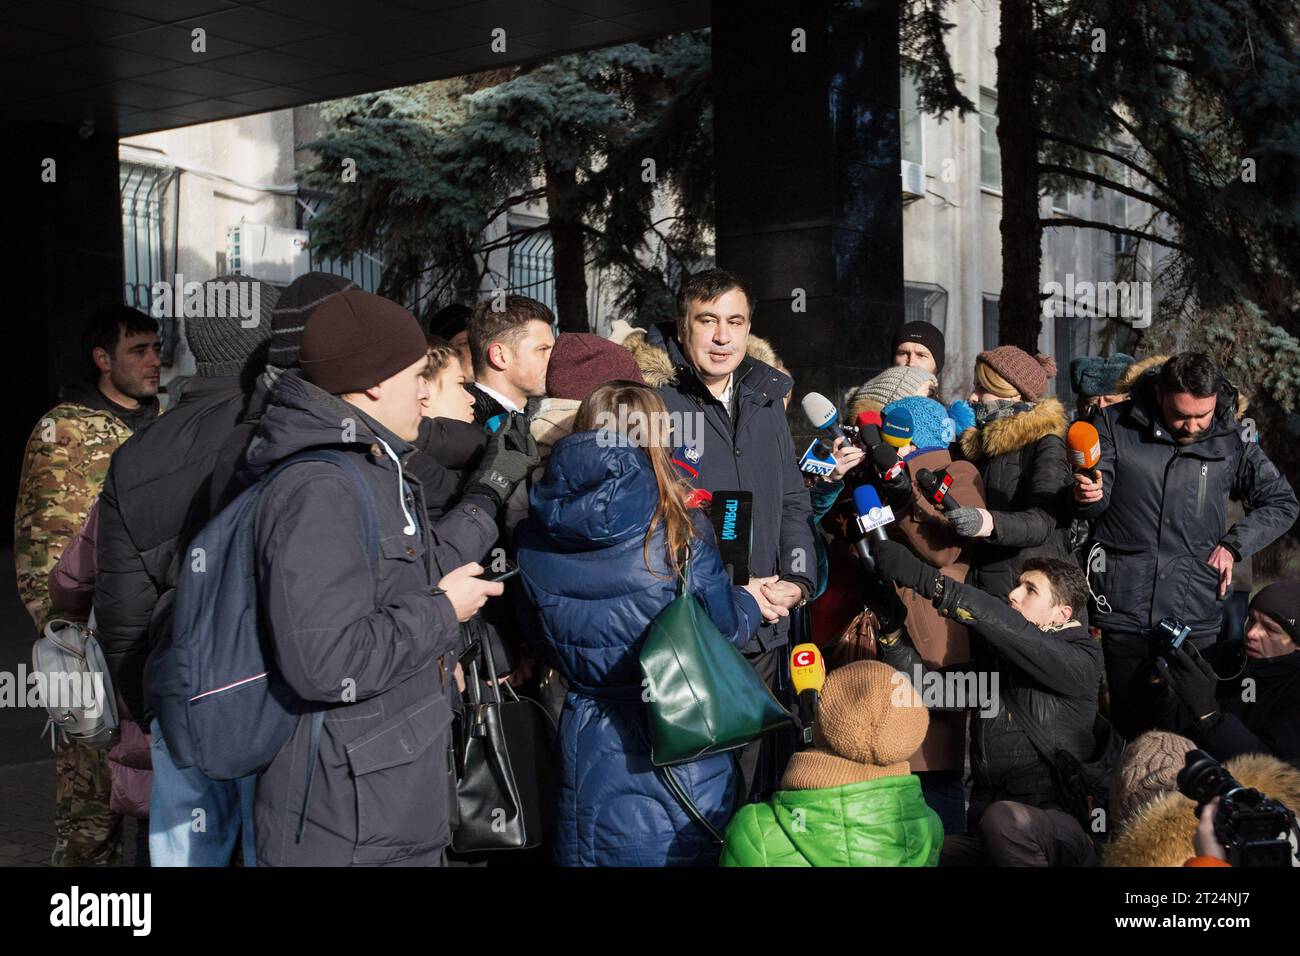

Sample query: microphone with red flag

[915,467,963,512]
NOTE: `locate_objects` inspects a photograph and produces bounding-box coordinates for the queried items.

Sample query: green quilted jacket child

[720,660,944,868]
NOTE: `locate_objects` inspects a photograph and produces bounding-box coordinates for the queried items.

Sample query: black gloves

[871,445,912,505]
[872,539,941,601]
[464,414,540,506]
[1155,645,1221,725]
[863,572,908,634]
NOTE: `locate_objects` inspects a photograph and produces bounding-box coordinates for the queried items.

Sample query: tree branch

[1040,216,1190,253]
[1037,129,1176,197]
[1038,162,1184,219]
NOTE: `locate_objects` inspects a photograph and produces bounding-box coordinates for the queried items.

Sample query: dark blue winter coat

[515,430,763,866]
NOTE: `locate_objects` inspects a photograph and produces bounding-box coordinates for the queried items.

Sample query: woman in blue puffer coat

[515,382,772,866]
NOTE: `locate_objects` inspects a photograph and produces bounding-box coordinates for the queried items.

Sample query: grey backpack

[31,613,119,750]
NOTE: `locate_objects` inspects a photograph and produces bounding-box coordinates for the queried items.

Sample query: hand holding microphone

[1068,421,1104,504]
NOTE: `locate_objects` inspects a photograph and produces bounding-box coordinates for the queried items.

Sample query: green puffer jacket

[720,775,943,867]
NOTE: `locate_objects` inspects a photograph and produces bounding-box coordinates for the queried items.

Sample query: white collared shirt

[715,373,735,415]
[474,381,523,414]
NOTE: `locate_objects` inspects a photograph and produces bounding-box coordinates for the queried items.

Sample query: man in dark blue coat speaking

[636,268,816,792]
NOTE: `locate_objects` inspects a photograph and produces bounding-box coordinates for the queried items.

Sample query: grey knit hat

[845,365,938,413]
[268,272,356,368]
[186,276,280,378]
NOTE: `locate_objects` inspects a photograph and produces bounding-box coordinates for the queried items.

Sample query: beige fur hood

[1104,753,1300,867]
[960,396,1069,460]
[621,328,784,391]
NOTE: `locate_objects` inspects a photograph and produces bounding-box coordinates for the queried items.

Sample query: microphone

[871,443,911,501]
[709,491,753,585]
[802,392,850,444]
[851,484,897,574]
[915,467,963,512]
[790,643,825,747]
[1067,421,1102,476]
[855,410,884,450]
[798,437,838,479]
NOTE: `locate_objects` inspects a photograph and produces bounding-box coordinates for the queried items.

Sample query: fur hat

[779,661,929,789]
[1069,353,1135,398]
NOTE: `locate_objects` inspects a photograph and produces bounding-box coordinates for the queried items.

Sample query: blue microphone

[851,484,897,574]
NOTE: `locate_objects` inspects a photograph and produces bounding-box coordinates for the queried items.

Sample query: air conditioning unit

[901,160,926,198]
[226,222,309,284]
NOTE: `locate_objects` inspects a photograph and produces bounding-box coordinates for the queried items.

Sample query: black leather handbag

[450,625,558,852]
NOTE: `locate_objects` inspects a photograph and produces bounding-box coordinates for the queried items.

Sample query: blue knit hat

[883,397,954,449]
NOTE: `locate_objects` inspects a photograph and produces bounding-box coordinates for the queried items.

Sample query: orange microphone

[1067,421,1102,477]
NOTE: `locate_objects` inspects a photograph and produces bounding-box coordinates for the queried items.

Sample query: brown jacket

[888,447,987,772]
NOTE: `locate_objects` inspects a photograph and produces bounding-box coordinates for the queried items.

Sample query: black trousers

[940,801,1097,867]
[736,645,791,804]
[1101,630,1213,739]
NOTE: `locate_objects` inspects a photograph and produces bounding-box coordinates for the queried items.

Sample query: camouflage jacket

[13,387,157,631]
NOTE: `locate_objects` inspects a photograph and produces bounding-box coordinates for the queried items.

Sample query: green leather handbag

[639,549,792,766]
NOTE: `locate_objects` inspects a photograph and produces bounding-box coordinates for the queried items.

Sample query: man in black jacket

[465,295,554,429]
[639,268,814,797]
[1158,581,1300,766]
[1073,352,1298,738]
[873,542,1102,866]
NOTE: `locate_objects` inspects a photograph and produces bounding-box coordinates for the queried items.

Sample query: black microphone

[872,444,911,502]
[915,467,963,512]
[709,490,753,585]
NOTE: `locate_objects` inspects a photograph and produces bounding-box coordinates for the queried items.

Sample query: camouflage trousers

[52,737,122,866]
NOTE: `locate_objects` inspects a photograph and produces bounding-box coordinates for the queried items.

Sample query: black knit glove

[872,539,940,601]
[464,414,540,506]
[871,445,912,506]
[1155,645,1221,726]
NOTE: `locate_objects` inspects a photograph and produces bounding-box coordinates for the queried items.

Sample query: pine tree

[299,32,714,332]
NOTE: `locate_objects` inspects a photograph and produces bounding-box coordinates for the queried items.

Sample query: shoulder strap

[656,763,725,846]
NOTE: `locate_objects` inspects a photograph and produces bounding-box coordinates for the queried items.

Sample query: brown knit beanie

[780,661,930,790]
[299,290,429,395]
[545,332,646,401]
[1109,731,1197,829]
[975,346,1058,401]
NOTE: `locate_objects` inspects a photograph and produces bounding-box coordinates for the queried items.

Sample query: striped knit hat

[267,272,356,369]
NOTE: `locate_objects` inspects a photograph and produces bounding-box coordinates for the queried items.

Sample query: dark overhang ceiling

[0,0,709,136]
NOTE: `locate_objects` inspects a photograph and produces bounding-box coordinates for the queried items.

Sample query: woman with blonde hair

[515,381,773,866]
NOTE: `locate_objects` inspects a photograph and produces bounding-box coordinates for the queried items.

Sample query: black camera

[1176,749,1299,867]
[1154,616,1191,656]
